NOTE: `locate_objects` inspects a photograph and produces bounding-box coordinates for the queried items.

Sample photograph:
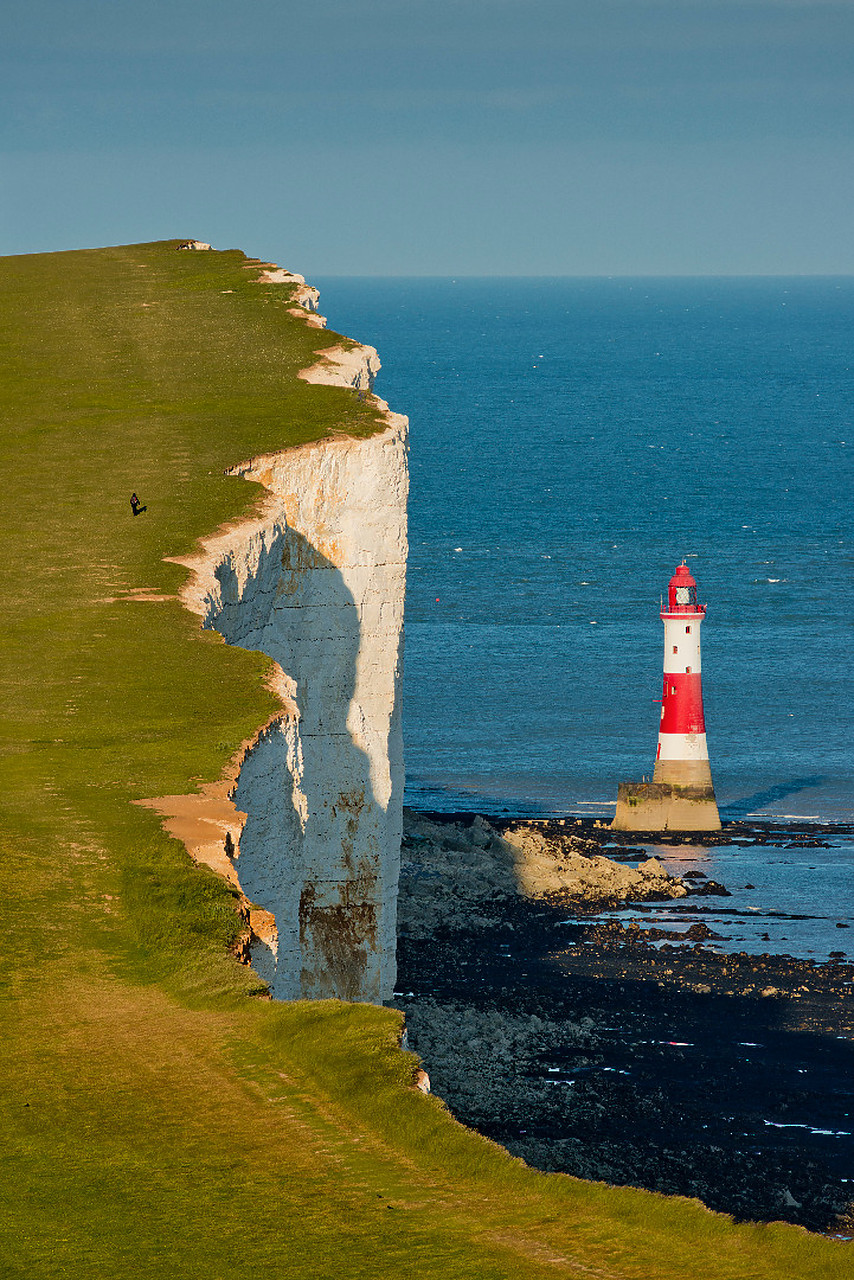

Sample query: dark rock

[395,810,854,1234]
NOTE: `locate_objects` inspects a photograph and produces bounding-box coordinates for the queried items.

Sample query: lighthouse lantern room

[612,561,721,832]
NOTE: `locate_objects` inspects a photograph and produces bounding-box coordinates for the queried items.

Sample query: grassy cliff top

[0,241,847,1279]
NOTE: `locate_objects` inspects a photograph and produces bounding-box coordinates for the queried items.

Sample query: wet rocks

[394,811,854,1234]
[399,813,516,939]
[399,812,691,942]
[500,825,689,905]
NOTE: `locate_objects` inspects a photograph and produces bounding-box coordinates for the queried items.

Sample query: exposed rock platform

[394,811,854,1235]
[398,811,717,942]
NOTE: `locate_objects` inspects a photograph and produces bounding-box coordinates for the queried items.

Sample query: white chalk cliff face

[175,293,408,1003]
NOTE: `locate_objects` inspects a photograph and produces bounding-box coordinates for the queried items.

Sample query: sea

[312,276,853,962]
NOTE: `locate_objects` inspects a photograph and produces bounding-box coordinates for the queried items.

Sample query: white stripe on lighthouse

[656,731,710,761]
[662,617,702,675]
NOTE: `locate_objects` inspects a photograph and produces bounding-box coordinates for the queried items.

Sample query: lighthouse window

[672,645,678,654]
[686,665,692,673]
[670,685,676,695]
[685,625,692,634]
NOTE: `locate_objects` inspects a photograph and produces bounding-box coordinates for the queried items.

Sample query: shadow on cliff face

[205,520,398,1002]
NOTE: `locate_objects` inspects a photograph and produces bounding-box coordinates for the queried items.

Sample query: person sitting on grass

[130,492,147,516]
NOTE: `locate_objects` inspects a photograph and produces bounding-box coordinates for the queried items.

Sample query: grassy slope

[0,240,846,1279]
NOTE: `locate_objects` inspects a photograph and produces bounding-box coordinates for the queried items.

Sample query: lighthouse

[654,562,713,788]
[613,561,721,832]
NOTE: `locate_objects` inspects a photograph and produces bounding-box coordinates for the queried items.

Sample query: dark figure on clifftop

[130,492,146,516]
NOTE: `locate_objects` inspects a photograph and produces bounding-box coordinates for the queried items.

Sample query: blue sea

[313,276,854,960]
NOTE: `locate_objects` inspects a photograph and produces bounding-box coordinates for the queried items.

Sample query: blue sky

[2,0,852,273]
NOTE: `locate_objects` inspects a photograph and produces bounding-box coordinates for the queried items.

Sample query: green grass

[1,240,849,1278]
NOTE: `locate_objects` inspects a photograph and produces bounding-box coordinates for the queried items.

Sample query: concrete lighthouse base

[612,781,721,833]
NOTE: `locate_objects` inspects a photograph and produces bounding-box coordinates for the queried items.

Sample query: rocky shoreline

[393,810,854,1235]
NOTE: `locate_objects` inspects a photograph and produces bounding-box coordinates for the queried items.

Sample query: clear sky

[2,0,852,274]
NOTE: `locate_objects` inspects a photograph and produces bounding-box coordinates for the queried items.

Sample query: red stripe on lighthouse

[660,672,706,735]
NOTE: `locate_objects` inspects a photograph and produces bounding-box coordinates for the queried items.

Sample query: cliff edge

[147,270,408,1003]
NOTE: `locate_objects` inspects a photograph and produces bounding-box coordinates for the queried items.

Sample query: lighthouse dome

[665,561,703,613]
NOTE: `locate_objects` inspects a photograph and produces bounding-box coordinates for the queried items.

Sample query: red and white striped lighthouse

[612,560,721,831]
[653,562,714,789]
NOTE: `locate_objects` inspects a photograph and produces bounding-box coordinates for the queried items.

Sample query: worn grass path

[0,241,848,1278]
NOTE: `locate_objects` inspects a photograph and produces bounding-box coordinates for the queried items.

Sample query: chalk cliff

[169,277,408,1003]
